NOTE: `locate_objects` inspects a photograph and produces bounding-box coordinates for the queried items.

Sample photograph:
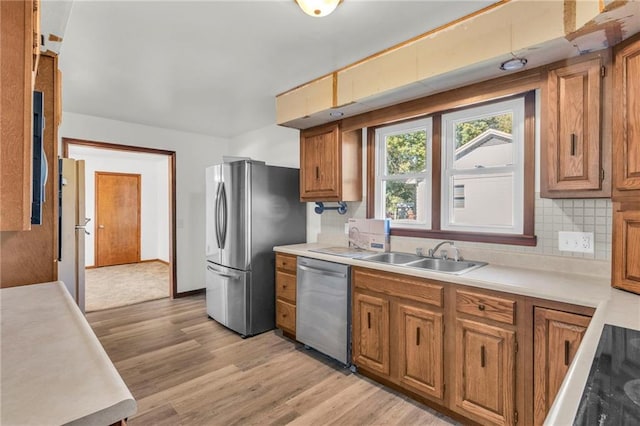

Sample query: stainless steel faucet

[427,241,462,261]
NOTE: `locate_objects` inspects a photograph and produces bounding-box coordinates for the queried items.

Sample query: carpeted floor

[85,261,170,312]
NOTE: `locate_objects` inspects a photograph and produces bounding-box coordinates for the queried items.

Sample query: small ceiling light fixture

[499,57,528,71]
[329,110,344,117]
[295,0,342,18]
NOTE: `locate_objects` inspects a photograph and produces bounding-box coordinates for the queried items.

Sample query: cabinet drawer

[456,290,516,325]
[276,271,296,303]
[276,253,297,273]
[353,268,443,308]
[276,299,296,334]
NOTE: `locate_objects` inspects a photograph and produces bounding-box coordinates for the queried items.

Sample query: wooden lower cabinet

[275,253,297,337]
[396,303,444,400]
[533,307,591,425]
[347,266,595,426]
[453,318,516,425]
[353,291,390,375]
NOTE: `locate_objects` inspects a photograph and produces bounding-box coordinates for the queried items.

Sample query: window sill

[391,228,537,246]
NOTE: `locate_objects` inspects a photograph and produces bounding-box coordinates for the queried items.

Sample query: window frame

[440,97,525,235]
[374,117,433,230]
[366,91,536,246]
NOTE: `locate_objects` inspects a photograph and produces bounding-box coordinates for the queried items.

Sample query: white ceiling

[56,0,496,139]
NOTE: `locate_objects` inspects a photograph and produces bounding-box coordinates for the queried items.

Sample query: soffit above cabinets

[40,0,73,54]
[277,0,640,130]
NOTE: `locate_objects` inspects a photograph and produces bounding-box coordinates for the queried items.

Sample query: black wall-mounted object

[31,91,46,225]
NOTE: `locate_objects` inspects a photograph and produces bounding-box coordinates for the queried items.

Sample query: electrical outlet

[558,231,594,253]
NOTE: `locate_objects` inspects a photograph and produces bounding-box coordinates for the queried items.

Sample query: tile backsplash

[317,194,612,261]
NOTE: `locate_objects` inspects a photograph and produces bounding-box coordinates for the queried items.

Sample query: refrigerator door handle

[214,183,223,248]
[219,182,227,249]
[207,265,239,280]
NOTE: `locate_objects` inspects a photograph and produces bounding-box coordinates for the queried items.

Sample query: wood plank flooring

[87,295,458,425]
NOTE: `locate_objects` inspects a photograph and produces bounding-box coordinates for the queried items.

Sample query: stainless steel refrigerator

[58,158,88,312]
[205,160,306,337]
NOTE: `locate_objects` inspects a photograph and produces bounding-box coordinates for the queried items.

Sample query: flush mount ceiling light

[295,0,342,17]
[499,57,528,71]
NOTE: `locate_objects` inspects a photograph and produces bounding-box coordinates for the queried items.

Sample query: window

[441,97,525,234]
[374,118,432,230]
[369,92,535,245]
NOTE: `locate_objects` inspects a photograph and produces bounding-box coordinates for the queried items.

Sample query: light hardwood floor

[87,295,458,425]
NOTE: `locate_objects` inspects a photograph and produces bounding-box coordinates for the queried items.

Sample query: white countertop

[274,243,640,425]
[1,281,137,426]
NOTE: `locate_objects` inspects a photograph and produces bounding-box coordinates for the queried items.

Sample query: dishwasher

[296,257,351,365]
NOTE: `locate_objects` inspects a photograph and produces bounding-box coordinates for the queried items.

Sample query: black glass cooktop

[574,324,640,425]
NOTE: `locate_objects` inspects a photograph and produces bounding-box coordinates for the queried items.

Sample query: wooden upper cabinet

[1,0,40,231]
[612,203,640,295]
[533,307,591,426]
[396,303,444,401]
[613,34,640,200]
[299,123,362,202]
[352,291,390,375]
[542,54,607,197]
[453,318,516,426]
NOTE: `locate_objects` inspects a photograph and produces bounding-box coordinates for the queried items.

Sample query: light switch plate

[558,231,594,253]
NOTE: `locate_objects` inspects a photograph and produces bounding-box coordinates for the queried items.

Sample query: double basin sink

[362,252,487,275]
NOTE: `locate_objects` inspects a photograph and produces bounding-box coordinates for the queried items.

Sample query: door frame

[63,138,181,298]
[95,171,142,267]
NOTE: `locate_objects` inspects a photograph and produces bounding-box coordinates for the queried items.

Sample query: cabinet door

[545,57,603,194]
[353,292,390,375]
[533,307,591,425]
[0,0,37,231]
[612,203,640,294]
[454,318,516,426]
[300,124,340,200]
[396,303,443,400]
[613,35,640,196]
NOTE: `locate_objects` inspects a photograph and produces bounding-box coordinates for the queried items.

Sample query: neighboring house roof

[455,129,512,160]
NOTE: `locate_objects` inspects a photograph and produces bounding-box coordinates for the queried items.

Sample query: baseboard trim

[139,258,170,265]
[174,288,205,298]
[86,259,170,269]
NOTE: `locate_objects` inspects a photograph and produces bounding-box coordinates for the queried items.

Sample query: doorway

[63,138,177,311]
[95,172,141,267]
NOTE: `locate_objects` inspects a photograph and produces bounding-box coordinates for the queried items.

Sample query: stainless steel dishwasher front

[296,256,351,365]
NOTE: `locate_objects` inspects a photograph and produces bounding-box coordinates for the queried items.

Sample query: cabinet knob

[478,304,485,311]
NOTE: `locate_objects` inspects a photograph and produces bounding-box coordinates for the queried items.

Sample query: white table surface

[1,281,136,426]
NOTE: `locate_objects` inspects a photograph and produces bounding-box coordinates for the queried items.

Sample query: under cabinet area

[353,292,390,375]
[452,289,519,426]
[533,307,591,425]
[299,122,362,202]
[275,253,297,337]
[352,267,445,405]
[396,303,444,400]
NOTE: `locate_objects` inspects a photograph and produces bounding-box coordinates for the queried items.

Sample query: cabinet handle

[282,284,287,289]
[480,345,486,368]
[315,166,320,179]
[478,304,485,311]
[564,340,570,366]
[570,133,577,156]
[416,327,420,346]
[367,312,371,329]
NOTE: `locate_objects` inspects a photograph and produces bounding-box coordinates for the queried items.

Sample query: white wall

[60,112,228,292]
[230,123,320,242]
[67,145,169,266]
